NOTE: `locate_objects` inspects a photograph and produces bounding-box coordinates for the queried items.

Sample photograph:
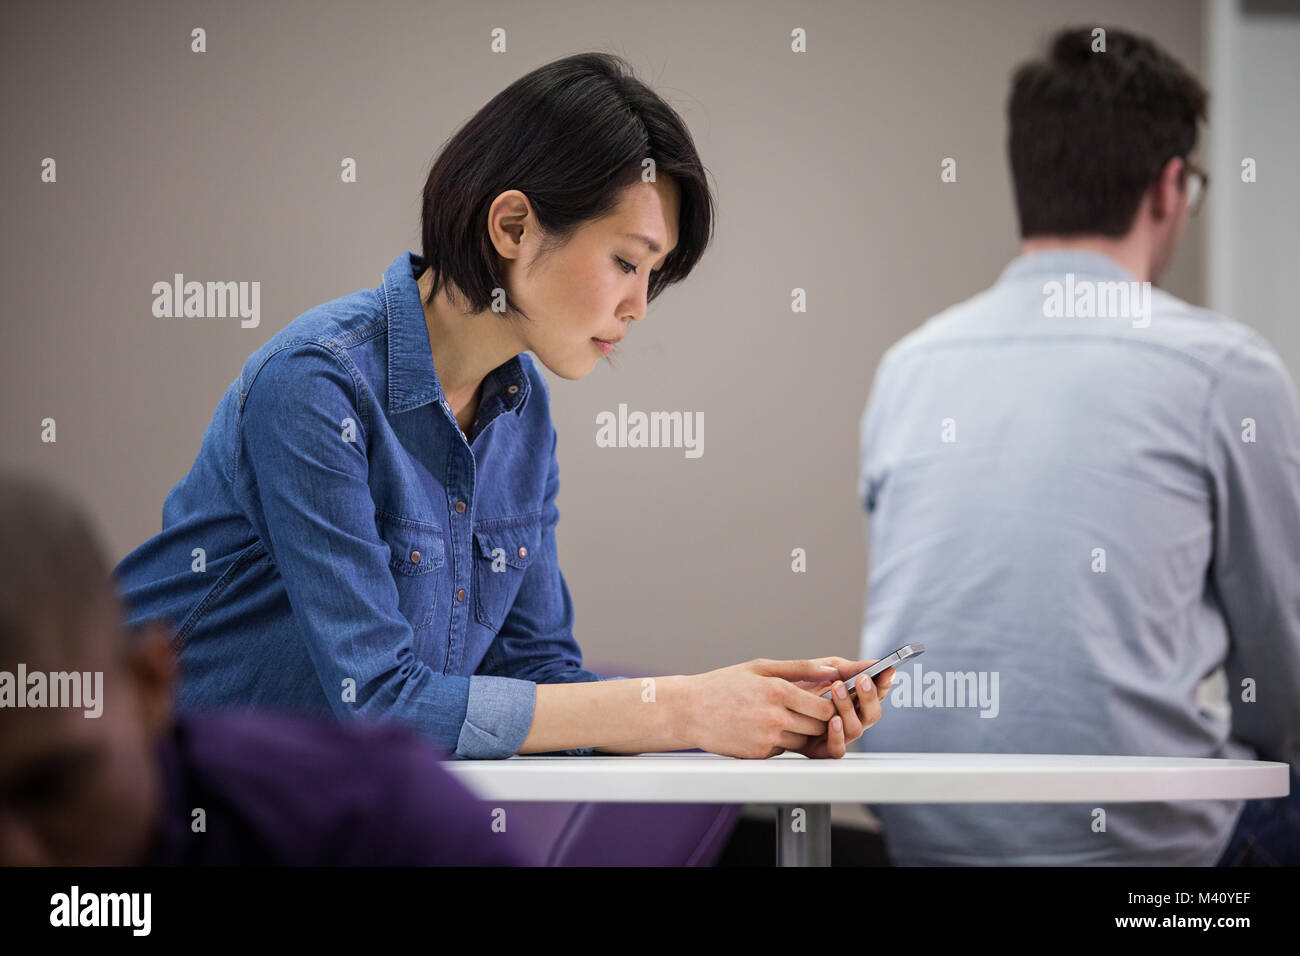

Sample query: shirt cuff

[455,675,537,759]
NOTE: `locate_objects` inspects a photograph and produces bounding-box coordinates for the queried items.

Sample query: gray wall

[1,0,1210,677]
[1207,0,1300,377]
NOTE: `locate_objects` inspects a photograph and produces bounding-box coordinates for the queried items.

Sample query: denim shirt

[113,251,614,758]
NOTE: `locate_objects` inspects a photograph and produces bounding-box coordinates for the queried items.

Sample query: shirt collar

[996,248,1142,286]
[381,251,530,418]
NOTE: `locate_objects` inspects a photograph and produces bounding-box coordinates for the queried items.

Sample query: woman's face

[496,177,680,379]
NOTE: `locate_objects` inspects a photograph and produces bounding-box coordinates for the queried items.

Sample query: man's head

[0,473,175,865]
[1008,26,1209,282]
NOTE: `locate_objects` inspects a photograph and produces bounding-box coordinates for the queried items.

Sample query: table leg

[775,803,832,866]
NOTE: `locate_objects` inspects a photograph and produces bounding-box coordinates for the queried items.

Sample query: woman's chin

[532,351,592,381]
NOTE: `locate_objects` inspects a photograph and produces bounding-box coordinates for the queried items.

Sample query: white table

[446,752,1291,866]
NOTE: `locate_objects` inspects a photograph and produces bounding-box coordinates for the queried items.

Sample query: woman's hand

[787,656,896,759]
[669,658,844,759]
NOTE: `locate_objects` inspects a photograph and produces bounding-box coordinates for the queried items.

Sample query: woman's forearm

[592,736,692,754]
[518,675,690,754]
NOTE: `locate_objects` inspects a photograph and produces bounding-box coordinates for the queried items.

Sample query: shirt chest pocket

[376,513,445,632]
[472,518,540,631]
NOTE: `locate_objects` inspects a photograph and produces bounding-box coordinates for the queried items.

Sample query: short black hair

[0,472,124,668]
[419,52,715,321]
[1007,26,1208,238]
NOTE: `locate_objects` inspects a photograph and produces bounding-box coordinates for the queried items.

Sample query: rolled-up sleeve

[1206,336,1300,771]
[235,343,533,759]
[457,675,537,759]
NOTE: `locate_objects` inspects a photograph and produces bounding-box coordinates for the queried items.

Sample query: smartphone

[820,643,925,699]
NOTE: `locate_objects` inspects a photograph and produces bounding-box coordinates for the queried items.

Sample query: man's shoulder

[1146,289,1281,371]
[876,285,1002,368]
[881,278,1284,382]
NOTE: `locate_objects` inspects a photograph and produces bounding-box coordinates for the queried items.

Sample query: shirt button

[456,588,466,602]
[409,550,421,564]
[455,501,466,514]
[507,385,519,394]
[517,546,528,559]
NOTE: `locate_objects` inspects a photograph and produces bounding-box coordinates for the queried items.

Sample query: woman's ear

[124,619,176,736]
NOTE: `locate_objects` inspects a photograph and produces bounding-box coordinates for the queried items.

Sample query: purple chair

[494,662,743,865]
[497,800,742,866]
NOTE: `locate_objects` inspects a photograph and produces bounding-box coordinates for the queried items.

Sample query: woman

[113,52,893,759]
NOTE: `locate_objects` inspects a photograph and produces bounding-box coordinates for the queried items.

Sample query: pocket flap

[473,522,538,570]
[376,512,445,575]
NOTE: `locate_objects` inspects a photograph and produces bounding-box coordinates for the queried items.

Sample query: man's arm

[1206,334,1300,770]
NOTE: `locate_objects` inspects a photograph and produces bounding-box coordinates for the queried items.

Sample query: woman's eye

[616,257,663,278]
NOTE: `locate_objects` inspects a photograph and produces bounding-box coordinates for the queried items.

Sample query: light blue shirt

[114,251,616,759]
[857,250,1300,865]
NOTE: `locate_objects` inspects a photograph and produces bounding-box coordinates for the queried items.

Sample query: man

[0,472,528,865]
[856,26,1299,865]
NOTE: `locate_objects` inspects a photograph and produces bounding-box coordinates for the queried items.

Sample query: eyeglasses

[1183,159,1209,216]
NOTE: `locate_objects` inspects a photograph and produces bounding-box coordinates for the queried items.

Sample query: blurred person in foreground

[0,472,529,865]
